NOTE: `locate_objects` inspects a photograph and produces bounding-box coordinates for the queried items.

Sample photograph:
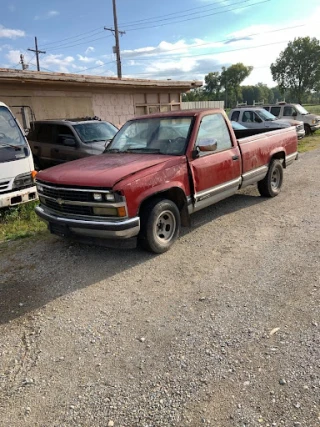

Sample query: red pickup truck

[35,109,298,253]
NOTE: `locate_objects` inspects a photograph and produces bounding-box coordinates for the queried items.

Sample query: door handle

[232,155,239,160]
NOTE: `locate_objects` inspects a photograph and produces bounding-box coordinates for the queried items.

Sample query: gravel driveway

[0,149,319,427]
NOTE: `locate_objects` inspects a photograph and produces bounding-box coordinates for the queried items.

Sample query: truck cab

[0,102,37,208]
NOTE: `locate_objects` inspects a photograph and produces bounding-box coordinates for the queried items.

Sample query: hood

[37,152,177,188]
[87,140,108,153]
[276,118,303,126]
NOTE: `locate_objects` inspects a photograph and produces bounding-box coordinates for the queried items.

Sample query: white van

[262,103,320,136]
[0,102,37,208]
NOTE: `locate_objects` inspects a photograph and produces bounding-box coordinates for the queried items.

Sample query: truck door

[188,113,241,213]
[52,125,81,163]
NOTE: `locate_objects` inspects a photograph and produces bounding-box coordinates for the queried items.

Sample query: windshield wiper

[124,148,160,153]
[105,148,121,153]
[0,142,22,150]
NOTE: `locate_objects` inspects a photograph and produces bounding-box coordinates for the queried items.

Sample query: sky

[1,0,320,88]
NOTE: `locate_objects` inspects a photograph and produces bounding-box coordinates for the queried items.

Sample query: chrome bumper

[311,123,320,132]
[35,205,140,239]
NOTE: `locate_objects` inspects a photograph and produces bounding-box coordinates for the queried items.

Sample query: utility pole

[104,0,125,79]
[19,54,28,70]
[28,37,46,71]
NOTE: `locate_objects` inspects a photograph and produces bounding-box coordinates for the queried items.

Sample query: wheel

[139,198,181,253]
[258,159,283,197]
[304,124,311,136]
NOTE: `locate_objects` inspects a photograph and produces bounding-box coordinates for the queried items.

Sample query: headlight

[93,193,103,201]
[13,173,33,189]
[105,193,115,202]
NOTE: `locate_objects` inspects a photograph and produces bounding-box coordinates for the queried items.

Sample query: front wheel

[258,159,283,197]
[139,198,181,253]
[304,124,311,136]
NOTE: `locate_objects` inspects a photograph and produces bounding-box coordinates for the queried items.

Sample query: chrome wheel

[153,210,176,244]
[271,167,281,190]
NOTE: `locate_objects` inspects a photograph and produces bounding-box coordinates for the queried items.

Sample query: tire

[139,198,181,254]
[258,159,283,197]
[304,124,311,136]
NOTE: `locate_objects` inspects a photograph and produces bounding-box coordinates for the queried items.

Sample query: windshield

[295,104,309,114]
[0,106,28,163]
[74,122,118,143]
[256,109,276,121]
[105,117,192,156]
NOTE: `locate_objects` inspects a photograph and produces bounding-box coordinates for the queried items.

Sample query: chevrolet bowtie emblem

[56,198,64,205]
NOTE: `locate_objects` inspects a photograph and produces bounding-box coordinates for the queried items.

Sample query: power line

[40,27,104,49]
[123,0,270,33]
[74,60,115,73]
[45,34,113,52]
[120,24,305,62]
[120,0,254,30]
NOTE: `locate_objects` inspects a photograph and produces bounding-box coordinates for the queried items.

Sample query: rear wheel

[139,198,180,253]
[258,159,283,197]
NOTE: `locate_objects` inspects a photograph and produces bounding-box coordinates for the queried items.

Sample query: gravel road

[0,149,319,427]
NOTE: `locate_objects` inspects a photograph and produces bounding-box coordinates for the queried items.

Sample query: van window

[283,106,296,116]
[230,111,240,122]
[270,107,281,117]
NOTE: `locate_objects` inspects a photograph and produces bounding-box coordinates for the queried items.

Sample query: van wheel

[304,124,311,136]
[258,159,283,197]
[139,198,180,253]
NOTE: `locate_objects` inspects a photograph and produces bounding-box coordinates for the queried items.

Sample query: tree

[271,37,320,104]
[204,72,221,98]
[220,63,253,107]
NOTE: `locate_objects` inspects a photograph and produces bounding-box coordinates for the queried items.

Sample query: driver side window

[195,114,232,155]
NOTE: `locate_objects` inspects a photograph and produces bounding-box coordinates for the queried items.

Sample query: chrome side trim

[188,177,241,214]
[241,165,268,188]
[286,151,298,166]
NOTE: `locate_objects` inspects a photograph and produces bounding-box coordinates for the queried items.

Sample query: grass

[0,201,47,242]
[298,130,320,153]
[304,104,320,115]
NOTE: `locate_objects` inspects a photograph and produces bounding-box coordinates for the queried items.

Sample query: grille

[44,198,93,216]
[41,186,91,202]
[0,180,10,193]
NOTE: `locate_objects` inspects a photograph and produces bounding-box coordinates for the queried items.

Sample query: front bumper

[310,123,320,132]
[0,186,38,208]
[297,129,305,139]
[35,205,140,240]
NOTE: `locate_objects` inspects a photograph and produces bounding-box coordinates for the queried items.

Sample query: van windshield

[73,122,118,143]
[0,106,28,163]
[295,105,309,115]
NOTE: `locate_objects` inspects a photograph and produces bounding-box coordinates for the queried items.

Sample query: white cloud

[85,46,95,55]
[48,10,59,17]
[0,25,25,39]
[77,55,95,63]
[95,60,104,66]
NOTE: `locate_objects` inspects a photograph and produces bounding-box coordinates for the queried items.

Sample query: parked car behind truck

[262,102,320,136]
[229,107,305,139]
[35,109,298,253]
[0,102,37,208]
[27,117,118,170]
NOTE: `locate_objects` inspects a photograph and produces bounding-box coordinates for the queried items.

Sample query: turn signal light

[117,206,126,217]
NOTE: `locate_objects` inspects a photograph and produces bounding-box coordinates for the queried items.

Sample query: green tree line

[183,37,320,108]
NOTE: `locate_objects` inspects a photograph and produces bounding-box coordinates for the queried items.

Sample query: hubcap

[271,167,280,189]
[154,210,176,243]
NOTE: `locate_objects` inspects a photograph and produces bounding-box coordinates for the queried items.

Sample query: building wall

[0,82,182,128]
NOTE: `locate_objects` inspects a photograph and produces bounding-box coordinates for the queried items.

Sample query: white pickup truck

[229,107,305,139]
[0,102,37,208]
[262,103,320,136]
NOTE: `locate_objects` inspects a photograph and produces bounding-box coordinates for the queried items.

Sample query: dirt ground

[0,149,319,427]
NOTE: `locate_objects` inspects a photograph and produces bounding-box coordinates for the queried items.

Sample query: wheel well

[271,151,286,168]
[139,188,190,226]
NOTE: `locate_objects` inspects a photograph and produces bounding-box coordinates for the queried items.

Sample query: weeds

[0,201,47,242]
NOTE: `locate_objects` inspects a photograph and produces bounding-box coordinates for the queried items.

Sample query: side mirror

[198,141,218,152]
[255,117,263,123]
[292,111,297,117]
[62,137,76,147]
